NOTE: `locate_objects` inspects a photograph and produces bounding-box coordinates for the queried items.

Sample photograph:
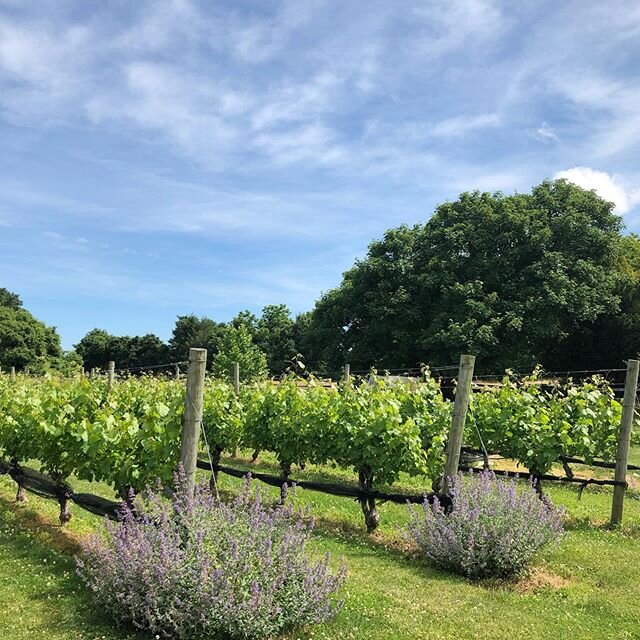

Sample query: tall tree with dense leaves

[257,305,298,375]
[232,306,300,375]
[168,315,226,368]
[543,234,640,369]
[0,288,62,372]
[212,324,268,382]
[306,180,623,372]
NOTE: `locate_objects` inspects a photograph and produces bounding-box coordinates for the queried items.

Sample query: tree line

[3,179,640,377]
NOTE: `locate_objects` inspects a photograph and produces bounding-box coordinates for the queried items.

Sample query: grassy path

[2,453,640,639]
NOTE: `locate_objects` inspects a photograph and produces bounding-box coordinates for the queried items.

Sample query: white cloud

[533,122,558,143]
[411,0,506,59]
[431,113,501,137]
[554,167,640,214]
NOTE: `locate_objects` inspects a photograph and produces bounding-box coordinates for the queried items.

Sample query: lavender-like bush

[76,475,345,639]
[406,471,564,579]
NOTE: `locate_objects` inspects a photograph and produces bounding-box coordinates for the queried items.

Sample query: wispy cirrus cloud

[1,0,640,346]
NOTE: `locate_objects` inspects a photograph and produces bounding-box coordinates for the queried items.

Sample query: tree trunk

[16,483,27,503]
[118,485,136,510]
[529,468,544,498]
[209,447,222,494]
[58,491,72,526]
[358,466,379,532]
[279,460,291,504]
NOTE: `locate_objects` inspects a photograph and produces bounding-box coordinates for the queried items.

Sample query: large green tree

[212,324,268,381]
[168,315,226,368]
[0,288,62,372]
[305,180,624,372]
[231,306,300,375]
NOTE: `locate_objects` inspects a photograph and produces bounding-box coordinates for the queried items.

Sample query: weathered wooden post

[610,358,639,527]
[107,361,115,390]
[10,366,15,379]
[233,361,240,394]
[179,348,207,497]
[231,361,241,459]
[442,354,476,494]
[174,364,180,379]
[343,363,351,384]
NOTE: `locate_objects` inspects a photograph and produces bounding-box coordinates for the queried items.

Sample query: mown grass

[2,450,640,640]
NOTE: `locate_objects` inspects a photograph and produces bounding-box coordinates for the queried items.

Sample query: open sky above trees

[1,1,640,348]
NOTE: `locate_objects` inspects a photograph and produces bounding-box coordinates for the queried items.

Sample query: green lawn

[2,452,640,640]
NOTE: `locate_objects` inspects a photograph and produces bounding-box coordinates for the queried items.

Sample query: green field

[2,451,640,640]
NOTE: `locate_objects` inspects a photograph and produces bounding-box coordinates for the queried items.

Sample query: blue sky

[1,0,640,349]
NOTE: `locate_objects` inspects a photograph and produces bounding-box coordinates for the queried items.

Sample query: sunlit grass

[2,448,640,639]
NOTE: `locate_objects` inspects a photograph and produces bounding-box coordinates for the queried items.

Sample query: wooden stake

[610,358,639,527]
[107,361,115,390]
[179,348,207,497]
[442,354,476,494]
[10,366,15,379]
[233,361,240,394]
[343,363,351,384]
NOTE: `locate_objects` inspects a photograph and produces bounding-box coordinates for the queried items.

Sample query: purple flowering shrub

[406,471,564,579]
[76,475,345,639]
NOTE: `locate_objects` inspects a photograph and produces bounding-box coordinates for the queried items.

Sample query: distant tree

[257,305,298,375]
[0,289,61,372]
[48,350,84,376]
[305,180,623,372]
[75,329,169,370]
[232,307,299,375]
[212,324,268,382]
[116,334,170,369]
[169,315,226,368]
[231,310,260,334]
[75,329,113,370]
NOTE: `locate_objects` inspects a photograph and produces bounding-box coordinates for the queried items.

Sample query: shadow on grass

[0,493,82,554]
[0,495,147,640]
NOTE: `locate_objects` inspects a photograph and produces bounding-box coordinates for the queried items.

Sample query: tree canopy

[304,180,627,373]
[0,288,62,372]
[212,324,268,382]
[75,329,169,371]
[12,178,640,377]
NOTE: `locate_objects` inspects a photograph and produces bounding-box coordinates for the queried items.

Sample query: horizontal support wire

[458,464,627,489]
[461,447,640,472]
[196,459,444,505]
[115,361,187,374]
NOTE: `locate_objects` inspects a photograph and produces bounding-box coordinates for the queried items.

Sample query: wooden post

[90,368,95,379]
[442,354,476,494]
[107,361,115,390]
[174,364,180,379]
[179,348,207,497]
[610,358,639,527]
[10,366,15,379]
[24,366,29,376]
[232,361,240,394]
[343,363,351,384]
